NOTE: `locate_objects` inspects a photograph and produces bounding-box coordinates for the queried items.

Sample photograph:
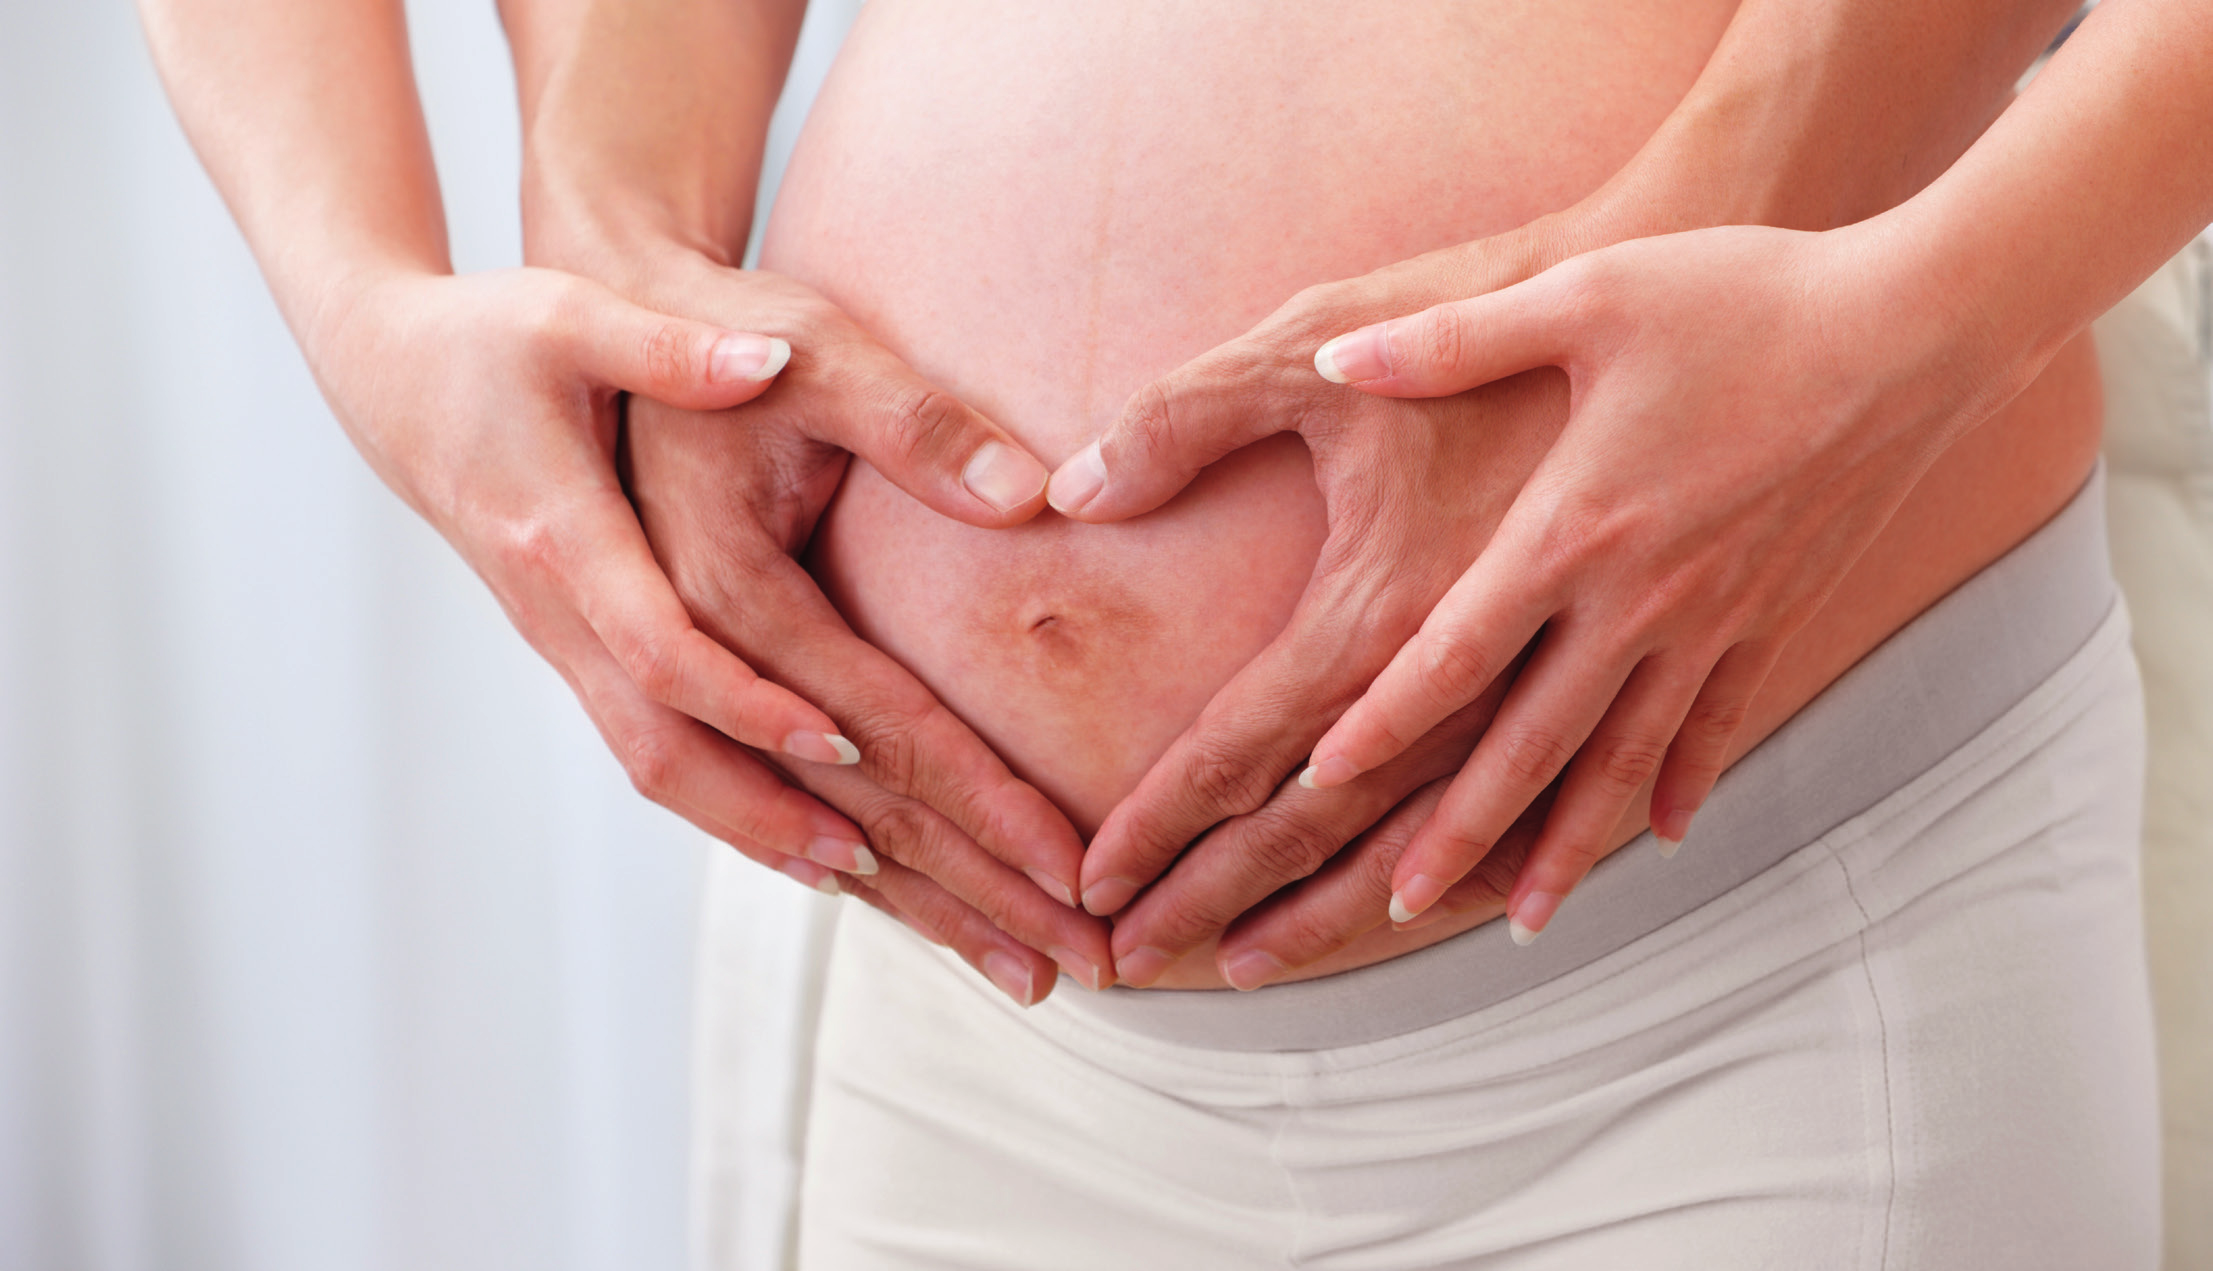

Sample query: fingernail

[1114,946,1175,988]
[1389,873,1446,925]
[1223,949,1286,992]
[1047,946,1102,991]
[982,951,1039,1006]
[783,731,860,765]
[1025,867,1078,908]
[1297,756,1360,790]
[711,334,791,383]
[779,858,842,895]
[1313,327,1388,384]
[1653,806,1694,858]
[1046,440,1108,516]
[961,440,1048,512]
[1081,875,1140,916]
[1509,890,1564,946]
[807,836,878,876]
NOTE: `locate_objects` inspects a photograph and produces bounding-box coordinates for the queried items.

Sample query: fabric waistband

[1054,469,2120,1052]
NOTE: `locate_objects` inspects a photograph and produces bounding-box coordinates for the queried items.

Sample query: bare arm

[495,0,1121,1000]
[1293,0,2213,949]
[137,0,908,911]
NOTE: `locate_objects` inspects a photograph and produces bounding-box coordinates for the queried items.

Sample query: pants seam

[1830,847,1898,1271]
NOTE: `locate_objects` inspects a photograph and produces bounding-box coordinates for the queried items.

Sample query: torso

[768,0,2102,986]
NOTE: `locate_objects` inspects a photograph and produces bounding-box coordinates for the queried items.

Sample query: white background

[0,2,851,1267]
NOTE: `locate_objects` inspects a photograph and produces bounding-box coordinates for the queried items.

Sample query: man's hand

[1043,226,1573,986]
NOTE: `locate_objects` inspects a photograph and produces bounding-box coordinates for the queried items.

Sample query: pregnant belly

[772,0,2103,976]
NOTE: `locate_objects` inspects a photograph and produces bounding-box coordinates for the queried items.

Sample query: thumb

[1312,275,1562,400]
[1047,342,1294,523]
[560,279,790,412]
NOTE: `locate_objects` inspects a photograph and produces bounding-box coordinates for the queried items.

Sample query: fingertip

[1081,875,1140,917]
[962,440,1049,515]
[1313,327,1387,384]
[783,731,861,766]
[1045,440,1108,517]
[1507,889,1563,945]
[710,333,790,385]
[1296,755,1360,790]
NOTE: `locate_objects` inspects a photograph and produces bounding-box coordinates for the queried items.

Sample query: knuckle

[1239,815,1338,888]
[1179,743,1280,821]
[1410,304,1467,376]
[489,513,564,582]
[1593,733,1668,795]
[619,726,684,804]
[1498,726,1575,789]
[617,629,685,706]
[1683,694,1751,750]
[856,714,928,797]
[1417,628,1495,705]
[882,387,966,465]
[861,798,936,866]
[640,320,702,390]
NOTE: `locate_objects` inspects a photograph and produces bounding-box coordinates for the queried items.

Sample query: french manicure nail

[982,951,1039,1006]
[1082,875,1140,916]
[1389,873,1446,925]
[1046,441,1108,516]
[784,731,860,765]
[1223,949,1286,992]
[806,836,878,876]
[1313,328,1388,384]
[1047,945,1102,991]
[962,440,1048,512]
[779,858,841,895]
[1509,890,1564,946]
[1115,946,1175,988]
[1025,867,1078,908]
[1653,806,1694,857]
[1297,756,1360,790]
[711,334,791,383]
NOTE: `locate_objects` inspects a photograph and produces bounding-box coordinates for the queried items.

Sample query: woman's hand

[1294,221,1988,940]
[1043,228,1575,984]
[311,265,874,872]
[317,264,1104,1003]
[614,259,1117,999]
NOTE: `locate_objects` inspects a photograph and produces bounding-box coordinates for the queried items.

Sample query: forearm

[1895,0,2213,403]
[139,0,448,356]
[1570,0,2081,243]
[504,0,804,282]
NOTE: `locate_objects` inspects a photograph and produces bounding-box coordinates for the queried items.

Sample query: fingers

[1649,641,1779,846]
[787,755,1115,992]
[567,633,876,872]
[1076,562,1416,917]
[1104,687,1507,987]
[846,861,1069,1007]
[806,358,1053,526]
[1498,653,1709,942]
[1386,618,1637,929]
[553,275,790,411]
[1311,270,1568,400]
[1046,341,1294,522]
[1210,778,1450,988]
[1103,760,1422,988]
[1304,535,1556,790]
[710,548,1093,904]
[553,491,857,766]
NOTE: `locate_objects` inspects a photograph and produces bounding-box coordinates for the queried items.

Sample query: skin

[758,0,2098,991]
[1063,0,2213,979]
[139,0,1109,1008]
